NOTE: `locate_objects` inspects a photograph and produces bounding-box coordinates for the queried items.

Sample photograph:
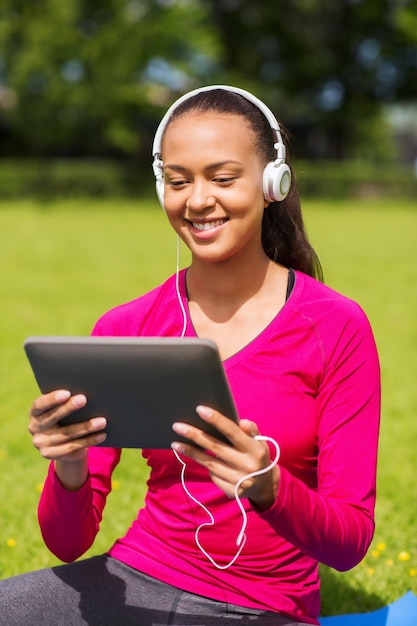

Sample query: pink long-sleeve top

[38,270,381,625]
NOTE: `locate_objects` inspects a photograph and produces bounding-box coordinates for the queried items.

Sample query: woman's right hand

[28,390,107,490]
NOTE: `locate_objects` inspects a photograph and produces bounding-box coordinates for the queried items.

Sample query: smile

[190,219,227,231]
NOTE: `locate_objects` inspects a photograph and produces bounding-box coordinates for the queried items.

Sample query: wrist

[250,465,280,512]
[54,455,89,492]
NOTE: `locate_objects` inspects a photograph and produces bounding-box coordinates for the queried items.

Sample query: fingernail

[92,417,106,430]
[72,394,87,408]
[196,405,212,419]
[171,442,186,454]
[95,432,107,444]
[55,390,71,401]
[172,422,188,435]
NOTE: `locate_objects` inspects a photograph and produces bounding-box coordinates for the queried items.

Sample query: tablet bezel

[24,336,239,449]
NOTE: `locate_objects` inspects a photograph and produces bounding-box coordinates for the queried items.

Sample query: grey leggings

[0,555,311,625]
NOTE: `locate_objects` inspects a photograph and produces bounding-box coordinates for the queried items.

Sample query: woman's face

[161,112,269,266]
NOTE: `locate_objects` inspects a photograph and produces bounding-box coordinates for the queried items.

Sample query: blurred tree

[0,0,220,156]
[206,0,417,160]
[1,0,416,160]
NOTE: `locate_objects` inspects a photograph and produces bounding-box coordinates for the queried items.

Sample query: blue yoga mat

[319,592,417,625]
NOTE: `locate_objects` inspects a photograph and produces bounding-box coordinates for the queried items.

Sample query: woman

[0,86,380,625]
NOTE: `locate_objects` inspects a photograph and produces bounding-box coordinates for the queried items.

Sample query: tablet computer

[24,336,239,449]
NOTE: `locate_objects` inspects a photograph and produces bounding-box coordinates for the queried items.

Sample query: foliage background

[1,0,416,162]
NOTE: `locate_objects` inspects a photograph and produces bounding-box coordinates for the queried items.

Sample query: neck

[186,248,279,308]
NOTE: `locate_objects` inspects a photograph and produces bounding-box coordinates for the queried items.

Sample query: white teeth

[192,219,225,231]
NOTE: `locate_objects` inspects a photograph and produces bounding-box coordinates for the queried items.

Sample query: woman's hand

[28,390,107,490]
[171,405,280,511]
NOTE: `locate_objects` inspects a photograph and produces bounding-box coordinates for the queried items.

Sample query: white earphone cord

[175,235,187,339]
[174,236,280,569]
[173,436,280,570]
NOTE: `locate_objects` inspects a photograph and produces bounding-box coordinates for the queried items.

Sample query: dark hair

[163,88,323,281]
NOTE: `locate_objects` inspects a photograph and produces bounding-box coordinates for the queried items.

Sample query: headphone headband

[152,84,286,161]
[152,84,291,206]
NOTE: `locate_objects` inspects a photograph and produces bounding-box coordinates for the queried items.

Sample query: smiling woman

[0,87,380,626]
[162,112,268,270]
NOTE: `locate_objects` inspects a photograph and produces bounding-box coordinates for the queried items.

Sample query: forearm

[38,448,121,562]
[38,462,99,562]
[257,466,375,571]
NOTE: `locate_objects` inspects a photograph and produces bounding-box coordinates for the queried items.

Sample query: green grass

[0,197,416,616]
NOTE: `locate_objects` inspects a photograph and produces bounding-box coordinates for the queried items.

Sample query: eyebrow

[164,160,243,172]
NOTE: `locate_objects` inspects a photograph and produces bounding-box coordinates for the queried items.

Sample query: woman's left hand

[171,405,280,511]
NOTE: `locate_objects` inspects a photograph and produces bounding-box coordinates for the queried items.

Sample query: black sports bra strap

[286,268,295,301]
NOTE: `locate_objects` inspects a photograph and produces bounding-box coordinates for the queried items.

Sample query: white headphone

[151,85,291,209]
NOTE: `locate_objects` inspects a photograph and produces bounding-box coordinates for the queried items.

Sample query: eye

[213,176,237,185]
[166,178,189,188]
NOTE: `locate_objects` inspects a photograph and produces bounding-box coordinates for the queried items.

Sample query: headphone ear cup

[152,157,166,210]
[156,179,165,210]
[263,161,291,202]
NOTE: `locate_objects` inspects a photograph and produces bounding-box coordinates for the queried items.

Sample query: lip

[186,218,228,239]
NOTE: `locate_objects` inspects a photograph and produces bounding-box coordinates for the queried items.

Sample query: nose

[186,178,215,212]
